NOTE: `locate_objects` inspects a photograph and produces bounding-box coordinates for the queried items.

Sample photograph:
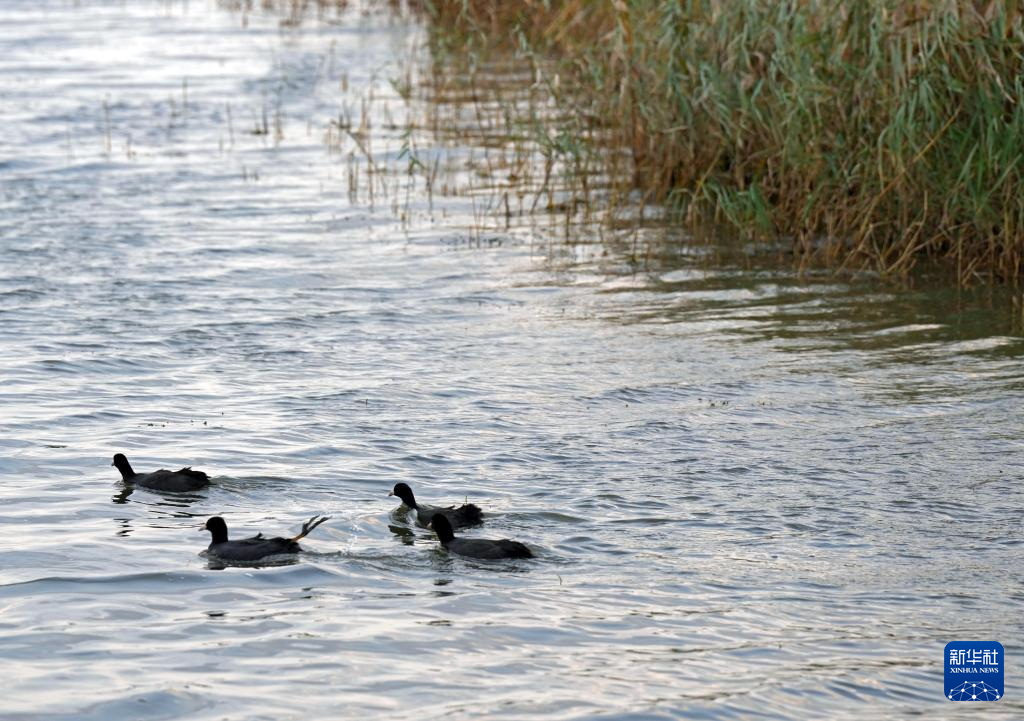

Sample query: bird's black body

[112,453,210,492]
[428,514,532,560]
[389,482,483,529]
[203,515,329,562]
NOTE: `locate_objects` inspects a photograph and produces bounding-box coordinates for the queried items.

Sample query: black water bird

[112,453,210,492]
[389,482,483,529]
[203,515,330,562]
[428,514,532,560]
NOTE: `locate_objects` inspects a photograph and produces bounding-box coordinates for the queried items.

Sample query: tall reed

[418,0,1024,283]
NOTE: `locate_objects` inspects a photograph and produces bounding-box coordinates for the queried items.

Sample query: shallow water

[1,2,1022,719]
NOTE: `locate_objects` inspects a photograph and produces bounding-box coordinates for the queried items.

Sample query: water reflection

[111,485,207,507]
[388,523,416,545]
[204,554,300,571]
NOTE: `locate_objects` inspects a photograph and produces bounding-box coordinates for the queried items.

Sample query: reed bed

[412,0,1024,284]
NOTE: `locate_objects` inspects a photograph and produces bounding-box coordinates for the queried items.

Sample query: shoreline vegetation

[410,0,1024,285]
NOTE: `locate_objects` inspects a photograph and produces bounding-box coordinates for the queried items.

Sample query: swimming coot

[389,482,483,529]
[428,513,532,560]
[112,453,210,492]
[203,515,329,562]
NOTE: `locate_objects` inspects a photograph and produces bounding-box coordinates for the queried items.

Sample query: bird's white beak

[387,491,394,497]
[426,521,433,529]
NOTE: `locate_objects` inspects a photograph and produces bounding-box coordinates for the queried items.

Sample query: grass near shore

[414,0,1024,284]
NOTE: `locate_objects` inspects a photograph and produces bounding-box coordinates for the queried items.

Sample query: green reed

[415,0,1024,284]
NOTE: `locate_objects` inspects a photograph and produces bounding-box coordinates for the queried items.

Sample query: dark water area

[0,2,1021,719]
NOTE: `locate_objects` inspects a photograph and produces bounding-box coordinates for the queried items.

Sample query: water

[1,2,1022,719]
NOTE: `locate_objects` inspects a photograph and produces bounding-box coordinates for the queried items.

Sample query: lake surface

[1,2,1022,719]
